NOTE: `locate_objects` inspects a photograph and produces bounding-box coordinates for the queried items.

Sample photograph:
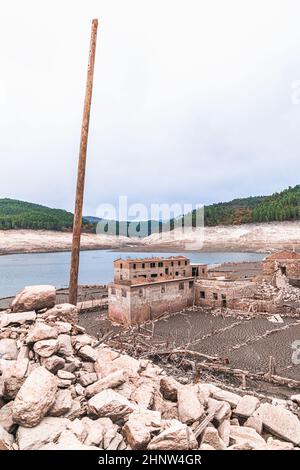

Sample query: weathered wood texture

[69,19,98,305]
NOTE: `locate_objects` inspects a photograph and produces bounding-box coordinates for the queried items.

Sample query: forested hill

[0,199,90,231]
[1,185,299,232]
[202,185,300,226]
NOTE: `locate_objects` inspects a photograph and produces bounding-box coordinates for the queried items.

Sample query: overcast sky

[1,0,300,216]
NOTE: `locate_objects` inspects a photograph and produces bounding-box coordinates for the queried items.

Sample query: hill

[0,199,90,231]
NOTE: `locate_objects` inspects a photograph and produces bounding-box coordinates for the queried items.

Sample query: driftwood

[144,348,222,363]
[194,403,222,438]
[196,361,300,389]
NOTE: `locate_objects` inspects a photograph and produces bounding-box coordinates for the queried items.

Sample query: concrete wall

[108,284,131,325]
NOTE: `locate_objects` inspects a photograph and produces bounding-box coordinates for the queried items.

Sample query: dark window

[161,285,165,293]
[179,282,184,290]
[151,273,157,278]
[213,293,218,300]
[133,263,136,269]
[121,289,127,297]
[165,268,169,275]
[158,262,163,267]
[200,291,205,299]
[175,271,179,276]
[150,262,156,268]
[142,263,145,268]
[202,269,205,274]
[185,260,188,266]
[178,261,181,266]
[189,281,193,289]
[171,261,174,266]
[120,263,123,269]
[221,294,226,300]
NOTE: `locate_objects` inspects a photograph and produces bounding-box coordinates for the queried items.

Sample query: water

[0,250,266,298]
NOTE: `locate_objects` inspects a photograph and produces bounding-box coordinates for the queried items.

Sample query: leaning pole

[69,19,98,305]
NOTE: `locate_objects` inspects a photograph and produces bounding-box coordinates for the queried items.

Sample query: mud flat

[0,220,299,255]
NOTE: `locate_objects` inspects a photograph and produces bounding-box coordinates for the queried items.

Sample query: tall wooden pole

[69,19,98,305]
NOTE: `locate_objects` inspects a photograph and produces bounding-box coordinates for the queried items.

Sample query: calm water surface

[0,250,266,297]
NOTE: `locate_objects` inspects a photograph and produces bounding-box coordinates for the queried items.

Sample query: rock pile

[1,284,300,451]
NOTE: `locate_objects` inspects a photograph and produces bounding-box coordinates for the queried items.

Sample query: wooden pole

[69,19,98,305]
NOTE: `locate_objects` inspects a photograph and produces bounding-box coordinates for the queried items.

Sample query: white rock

[0,311,36,328]
[48,389,73,417]
[81,417,105,447]
[266,436,294,450]
[207,398,231,425]
[16,417,69,450]
[85,370,127,398]
[26,323,58,343]
[12,366,58,427]
[234,395,259,418]
[33,339,59,358]
[0,401,15,433]
[78,345,97,362]
[11,285,55,312]
[254,402,300,446]
[57,334,73,357]
[88,389,136,421]
[44,303,78,324]
[244,416,263,435]
[41,355,65,374]
[131,381,155,409]
[2,358,29,399]
[212,389,241,408]
[67,418,86,442]
[0,338,18,360]
[290,394,300,406]
[78,372,99,387]
[0,423,14,449]
[148,419,198,450]
[229,425,266,449]
[160,376,180,402]
[218,419,231,447]
[178,385,204,424]
[201,426,226,450]
[57,370,75,381]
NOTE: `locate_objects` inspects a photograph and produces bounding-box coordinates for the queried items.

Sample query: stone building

[194,278,255,309]
[108,256,208,325]
[262,251,300,285]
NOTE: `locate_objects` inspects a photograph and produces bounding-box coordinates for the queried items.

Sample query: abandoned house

[262,250,300,287]
[108,256,208,325]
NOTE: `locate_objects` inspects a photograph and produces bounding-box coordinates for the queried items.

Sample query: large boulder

[48,389,73,417]
[11,285,56,312]
[88,389,136,421]
[123,409,161,449]
[33,339,59,358]
[254,403,300,446]
[12,366,58,427]
[16,416,69,450]
[177,385,204,424]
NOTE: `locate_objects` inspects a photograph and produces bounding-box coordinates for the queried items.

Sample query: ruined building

[262,250,300,287]
[108,256,208,325]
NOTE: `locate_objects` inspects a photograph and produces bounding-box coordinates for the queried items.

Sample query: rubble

[0,283,299,450]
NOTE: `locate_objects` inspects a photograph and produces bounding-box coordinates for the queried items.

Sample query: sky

[1,0,300,217]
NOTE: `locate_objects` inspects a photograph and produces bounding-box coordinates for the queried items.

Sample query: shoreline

[0,221,299,256]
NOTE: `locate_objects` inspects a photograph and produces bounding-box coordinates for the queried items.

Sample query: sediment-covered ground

[0,220,300,255]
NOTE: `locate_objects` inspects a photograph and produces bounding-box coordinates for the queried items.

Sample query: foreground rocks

[0,283,300,450]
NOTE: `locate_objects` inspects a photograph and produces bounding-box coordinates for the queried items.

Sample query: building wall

[108,278,194,325]
[262,259,300,280]
[108,284,131,325]
[195,279,255,309]
[114,258,191,283]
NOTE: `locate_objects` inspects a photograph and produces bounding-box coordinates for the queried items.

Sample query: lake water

[0,250,266,298]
